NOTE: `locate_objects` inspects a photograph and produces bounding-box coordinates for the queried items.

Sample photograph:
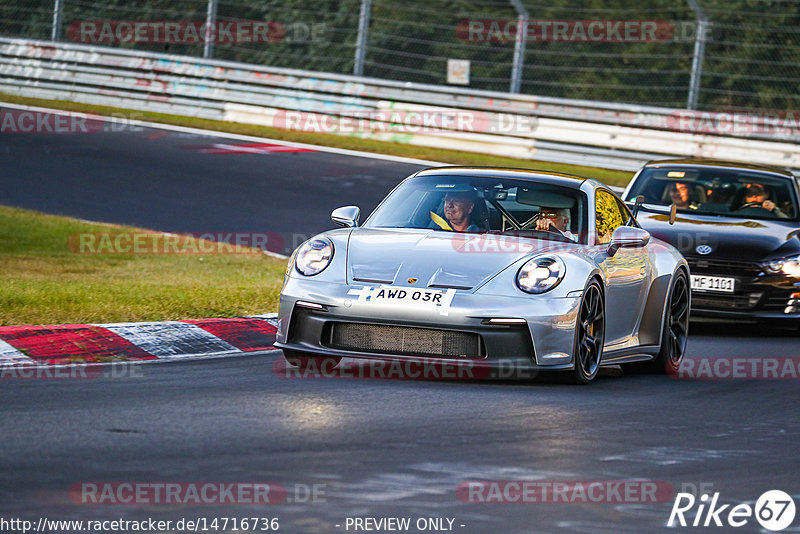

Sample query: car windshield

[627,167,799,220]
[364,175,588,244]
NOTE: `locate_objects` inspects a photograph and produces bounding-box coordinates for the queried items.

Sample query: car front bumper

[276,277,582,370]
[689,276,800,322]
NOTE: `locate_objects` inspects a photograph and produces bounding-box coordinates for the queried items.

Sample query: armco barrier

[1,37,799,172]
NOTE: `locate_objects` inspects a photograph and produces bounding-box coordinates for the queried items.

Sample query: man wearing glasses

[535,207,578,241]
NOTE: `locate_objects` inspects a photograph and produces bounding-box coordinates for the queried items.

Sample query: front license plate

[691,275,735,293]
[347,285,457,316]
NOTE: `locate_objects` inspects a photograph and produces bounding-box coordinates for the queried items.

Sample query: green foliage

[3,0,798,110]
[594,190,624,244]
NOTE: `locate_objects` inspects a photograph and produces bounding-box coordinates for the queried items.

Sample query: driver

[430,191,482,232]
[535,207,577,241]
[739,183,787,218]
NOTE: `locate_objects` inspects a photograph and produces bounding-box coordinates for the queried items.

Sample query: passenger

[535,207,577,241]
[668,182,694,209]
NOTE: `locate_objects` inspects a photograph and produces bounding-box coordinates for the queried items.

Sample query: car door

[595,189,652,346]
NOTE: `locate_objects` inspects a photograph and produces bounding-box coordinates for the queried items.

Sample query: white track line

[0,101,448,167]
[0,338,35,365]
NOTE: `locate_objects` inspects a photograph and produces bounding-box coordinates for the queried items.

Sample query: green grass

[0,92,635,187]
[0,206,286,326]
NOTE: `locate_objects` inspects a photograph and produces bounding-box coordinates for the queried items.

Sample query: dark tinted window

[628,167,798,220]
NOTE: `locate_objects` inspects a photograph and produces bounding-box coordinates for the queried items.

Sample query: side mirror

[607,227,650,256]
[331,206,360,228]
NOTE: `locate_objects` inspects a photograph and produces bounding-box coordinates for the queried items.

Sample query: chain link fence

[2,0,799,112]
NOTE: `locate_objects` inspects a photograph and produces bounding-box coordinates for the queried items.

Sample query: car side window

[595,190,626,244]
[615,197,633,226]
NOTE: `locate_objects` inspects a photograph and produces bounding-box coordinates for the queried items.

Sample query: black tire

[627,271,690,374]
[283,349,341,372]
[568,280,605,385]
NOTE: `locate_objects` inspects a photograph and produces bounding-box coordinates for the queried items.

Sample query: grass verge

[0,205,285,326]
[0,92,634,187]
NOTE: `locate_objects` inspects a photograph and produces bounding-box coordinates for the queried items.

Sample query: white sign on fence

[447,59,470,86]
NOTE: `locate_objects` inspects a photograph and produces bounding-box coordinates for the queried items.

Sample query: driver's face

[745,184,768,203]
[443,195,474,224]
[670,183,689,204]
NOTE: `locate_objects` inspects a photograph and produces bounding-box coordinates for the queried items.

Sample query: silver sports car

[276,167,689,384]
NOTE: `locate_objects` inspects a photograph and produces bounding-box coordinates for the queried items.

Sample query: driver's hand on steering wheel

[535,216,557,232]
[762,200,776,211]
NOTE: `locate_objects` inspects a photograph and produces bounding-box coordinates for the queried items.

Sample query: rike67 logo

[669,490,796,531]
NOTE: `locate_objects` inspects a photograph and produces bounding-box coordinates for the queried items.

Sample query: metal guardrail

[1,37,799,172]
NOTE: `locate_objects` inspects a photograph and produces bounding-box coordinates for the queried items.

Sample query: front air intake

[326,323,485,358]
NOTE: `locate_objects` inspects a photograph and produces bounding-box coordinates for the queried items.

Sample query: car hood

[346,228,574,291]
[636,208,800,260]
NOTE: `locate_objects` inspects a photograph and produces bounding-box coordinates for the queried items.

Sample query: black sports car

[623,159,800,324]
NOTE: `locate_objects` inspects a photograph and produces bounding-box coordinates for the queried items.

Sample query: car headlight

[283,249,299,289]
[765,254,800,276]
[516,256,565,294]
[295,238,334,276]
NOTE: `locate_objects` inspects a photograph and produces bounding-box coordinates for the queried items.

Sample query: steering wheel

[738,201,764,209]
[734,203,774,216]
[534,220,569,239]
[520,213,558,233]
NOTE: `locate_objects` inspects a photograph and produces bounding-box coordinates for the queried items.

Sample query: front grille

[326,323,485,358]
[692,293,763,310]
[685,256,762,276]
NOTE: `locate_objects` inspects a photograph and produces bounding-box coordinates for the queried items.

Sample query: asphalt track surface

[2,122,424,255]
[2,122,800,533]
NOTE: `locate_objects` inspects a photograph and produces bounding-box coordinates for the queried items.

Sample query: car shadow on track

[276,353,634,387]
[689,318,799,338]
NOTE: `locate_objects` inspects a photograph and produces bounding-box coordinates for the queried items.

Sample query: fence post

[687,0,708,110]
[51,0,64,41]
[509,0,528,94]
[354,0,372,76]
[203,0,217,59]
